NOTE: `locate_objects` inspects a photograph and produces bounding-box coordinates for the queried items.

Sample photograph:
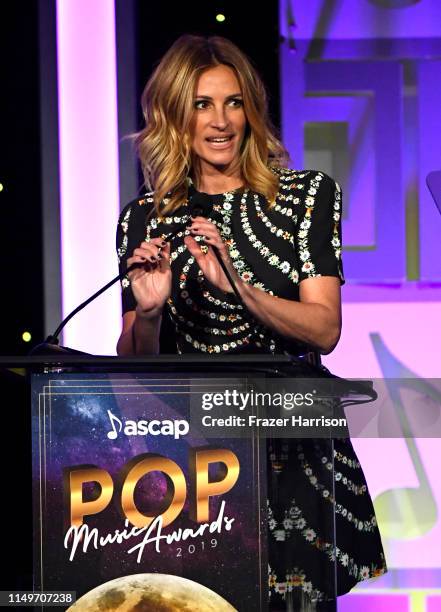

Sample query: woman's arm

[117,310,162,356]
[237,275,341,354]
[116,230,172,355]
[116,237,171,356]
[116,196,172,356]
[186,216,342,354]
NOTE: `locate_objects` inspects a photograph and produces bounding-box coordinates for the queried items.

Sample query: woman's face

[189,64,247,174]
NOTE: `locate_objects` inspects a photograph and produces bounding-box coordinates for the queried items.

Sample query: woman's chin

[201,154,240,171]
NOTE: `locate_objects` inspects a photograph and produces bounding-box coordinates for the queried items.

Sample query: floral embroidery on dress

[268,499,386,582]
[117,166,345,355]
[334,449,361,469]
[117,172,387,605]
[238,192,297,279]
[295,446,378,533]
[254,197,295,244]
[268,564,326,603]
[211,198,276,296]
[296,172,323,277]
[118,207,132,287]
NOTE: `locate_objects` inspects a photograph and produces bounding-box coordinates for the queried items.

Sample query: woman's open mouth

[205,135,234,149]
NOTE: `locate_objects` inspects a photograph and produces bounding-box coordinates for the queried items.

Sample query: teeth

[208,137,231,142]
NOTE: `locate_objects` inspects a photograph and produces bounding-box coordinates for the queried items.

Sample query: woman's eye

[194,99,243,110]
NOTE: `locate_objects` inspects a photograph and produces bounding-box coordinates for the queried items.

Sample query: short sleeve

[116,196,152,314]
[296,172,345,285]
[116,195,177,352]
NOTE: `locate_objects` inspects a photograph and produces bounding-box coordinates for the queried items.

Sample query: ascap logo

[106,410,189,440]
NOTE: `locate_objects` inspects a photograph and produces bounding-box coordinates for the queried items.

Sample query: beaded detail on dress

[117,167,345,356]
[116,168,386,606]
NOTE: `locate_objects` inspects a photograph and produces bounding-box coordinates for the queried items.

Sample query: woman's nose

[210,106,229,128]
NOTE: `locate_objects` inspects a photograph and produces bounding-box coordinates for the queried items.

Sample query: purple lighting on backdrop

[338,594,409,612]
[279,0,441,40]
[56,0,121,354]
[280,1,441,611]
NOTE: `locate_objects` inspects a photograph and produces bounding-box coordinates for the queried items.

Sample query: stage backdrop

[279,0,441,610]
[48,1,441,609]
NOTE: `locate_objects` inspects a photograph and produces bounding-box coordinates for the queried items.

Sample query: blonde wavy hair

[135,34,290,214]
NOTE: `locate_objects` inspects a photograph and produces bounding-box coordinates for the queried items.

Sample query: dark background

[1,1,43,357]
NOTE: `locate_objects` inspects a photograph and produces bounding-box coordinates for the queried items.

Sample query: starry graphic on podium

[31,372,266,608]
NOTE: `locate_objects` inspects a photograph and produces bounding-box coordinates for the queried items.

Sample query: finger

[184,235,207,264]
[190,230,224,250]
[134,246,162,262]
[156,248,172,270]
[161,240,171,254]
[127,255,150,266]
[190,216,214,224]
[157,240,171,263]
[201,236,225,250]
[126,256,156,276]
[139,238,167,259]
[189,219,218,233]
[189,226,220,240]
[140,237,167,248]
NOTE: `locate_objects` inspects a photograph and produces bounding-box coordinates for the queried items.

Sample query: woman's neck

[194,166,244,195]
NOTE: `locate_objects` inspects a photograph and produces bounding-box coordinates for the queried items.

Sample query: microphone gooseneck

[30,186,269,355]
[188,189,274,351]
[30,189,214,354]
[188,191,244,302]
[188,189,213,218]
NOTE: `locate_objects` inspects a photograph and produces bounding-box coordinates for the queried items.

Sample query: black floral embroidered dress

[116,167,387,607]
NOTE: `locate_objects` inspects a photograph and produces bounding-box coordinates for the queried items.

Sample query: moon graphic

[67,573,237,611]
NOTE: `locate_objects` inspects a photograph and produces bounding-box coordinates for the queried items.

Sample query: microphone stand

[29,190,269,355]
[30,226,184,356]
[30,266,136,355]
[30,195,206,355]
[189,190,274,352]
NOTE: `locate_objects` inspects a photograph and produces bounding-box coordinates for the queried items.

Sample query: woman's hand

[126,237,172,318]
[184,217,241,293]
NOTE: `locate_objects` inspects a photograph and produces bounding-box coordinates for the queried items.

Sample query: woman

[116,34,386,610]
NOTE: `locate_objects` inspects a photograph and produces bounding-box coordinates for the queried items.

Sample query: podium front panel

[31,371,267,611]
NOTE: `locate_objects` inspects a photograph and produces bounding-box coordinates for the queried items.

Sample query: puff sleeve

[296,172,345,284]
[115,196,151,314]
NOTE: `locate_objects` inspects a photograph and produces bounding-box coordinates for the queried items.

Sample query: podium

[0,355,343,611]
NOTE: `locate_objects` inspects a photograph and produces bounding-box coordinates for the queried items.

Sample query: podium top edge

[0,354,296,368]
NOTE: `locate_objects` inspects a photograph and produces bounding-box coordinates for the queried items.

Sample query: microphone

[188,190,245,306]
[187,186,213,218]
[29,187,270,356]
[154,187,213,255]
[188,189,275,352]
[29,188,216,355]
